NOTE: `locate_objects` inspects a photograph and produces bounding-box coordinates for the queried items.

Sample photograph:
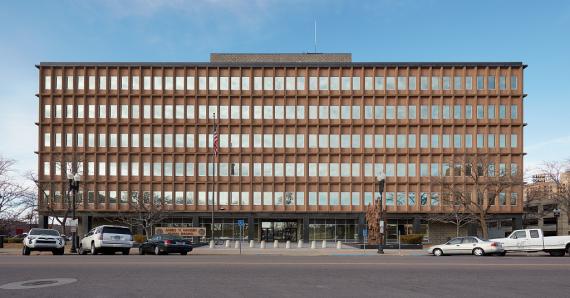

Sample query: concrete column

[247,213,255,241]
[357,213,366,243]
[79,215,91,237]
[39,215,49,229]
[512,216,523,230]
[192,216,200,244]
[302,215,310,243]
[467,223,478,236]
[413,217,422,234]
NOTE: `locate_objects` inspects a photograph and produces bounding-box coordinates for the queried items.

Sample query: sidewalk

[192,245,425,256]
[0,244,426,256]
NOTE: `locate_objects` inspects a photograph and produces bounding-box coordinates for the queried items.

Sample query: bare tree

[106,192,168,239]
[428,200,477,237]
[431,155,523,239]
[539,160,570,216]
[27,156,83,233]
[0,157,28,222]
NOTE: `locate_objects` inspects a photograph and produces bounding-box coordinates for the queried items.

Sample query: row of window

[43,74,519,92]
[43,190,519,207]
[43,161,519,178]
[44,104,520,121]
[44,132,519,149]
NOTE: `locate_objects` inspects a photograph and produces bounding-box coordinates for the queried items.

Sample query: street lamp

[553,208,561,236]
[377,172,386,254]
[67,172,80,254]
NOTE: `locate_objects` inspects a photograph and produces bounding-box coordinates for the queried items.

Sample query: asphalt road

[0,254,569,298]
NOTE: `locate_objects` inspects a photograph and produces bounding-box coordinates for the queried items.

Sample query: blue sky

[0,0,569,180]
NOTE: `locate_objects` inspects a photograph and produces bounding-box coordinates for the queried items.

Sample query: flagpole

[210,113,215,246]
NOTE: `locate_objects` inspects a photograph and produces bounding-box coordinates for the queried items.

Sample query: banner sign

[154,227,206,237]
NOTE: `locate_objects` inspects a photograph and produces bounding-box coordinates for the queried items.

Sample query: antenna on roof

[314,20,317,53]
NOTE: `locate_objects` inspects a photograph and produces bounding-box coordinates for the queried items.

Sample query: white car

[22,228,65,255]
[427,236,504,256]
[79,225,133,255]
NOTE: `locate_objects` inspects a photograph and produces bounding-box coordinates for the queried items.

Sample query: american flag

[213,124,219,156]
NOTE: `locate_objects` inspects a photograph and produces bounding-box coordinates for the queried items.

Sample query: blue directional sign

[237,219,245,227]
[363,229,368,238]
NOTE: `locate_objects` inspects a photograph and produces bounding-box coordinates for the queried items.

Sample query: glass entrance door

[260,221,297,242]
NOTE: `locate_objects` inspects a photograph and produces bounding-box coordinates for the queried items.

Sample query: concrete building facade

[36,53,525,244]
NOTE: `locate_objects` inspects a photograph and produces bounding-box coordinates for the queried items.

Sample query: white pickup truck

[490,229,570,256]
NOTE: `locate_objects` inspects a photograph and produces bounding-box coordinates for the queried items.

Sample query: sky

[0,0,569,182]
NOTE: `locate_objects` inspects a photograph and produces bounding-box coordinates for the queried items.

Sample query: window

[488,134,495,148]
[511,105,518,119]
[386,106,395,119]
[364,77,373,90]
[431,76,440,90]
[477,134,484,148]
[263,77,273,90]
[319,77,329,90]
[420,76,428,90]
[465,105,472,119]
[488,76,495,90]
[443,76,451,90]
[386,77,395,90]
[454,76,462,90]
[499,76,506,90]
[409,76,416,90]
[488,105,495,119]
[465,76,472,90]
[511,134,518,148]
[431,106,439,119]
[375,76,384,90]
[443,105,450,119]
[511,75,518,90]
[352,77,360,90]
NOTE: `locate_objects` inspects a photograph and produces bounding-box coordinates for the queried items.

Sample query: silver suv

[79,225,133,255]
[22,228,65,255]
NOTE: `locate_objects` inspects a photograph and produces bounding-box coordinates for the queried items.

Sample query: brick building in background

[36,53,525,244]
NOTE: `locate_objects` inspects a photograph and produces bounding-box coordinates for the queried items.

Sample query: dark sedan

[138,234,193,255]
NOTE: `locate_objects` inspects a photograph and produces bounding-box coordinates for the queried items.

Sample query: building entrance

[260,221,298,242]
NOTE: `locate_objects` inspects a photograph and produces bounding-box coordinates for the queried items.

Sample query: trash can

[0,235,5,249]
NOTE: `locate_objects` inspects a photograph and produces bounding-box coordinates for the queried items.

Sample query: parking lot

[1,250,569,297]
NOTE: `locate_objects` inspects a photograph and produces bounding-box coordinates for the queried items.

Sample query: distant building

[524,171,570,236]
[36,53,525,244]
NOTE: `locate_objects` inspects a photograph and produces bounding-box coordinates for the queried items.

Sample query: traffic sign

[237,219,245,227]
[363,229,368,238]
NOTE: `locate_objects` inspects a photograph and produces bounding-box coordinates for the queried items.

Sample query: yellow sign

[154,227,206,237]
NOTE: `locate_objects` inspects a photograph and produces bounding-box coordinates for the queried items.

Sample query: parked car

[22,228,65,255]
[139,234,193,255]
[427,236,504,256]
[79,225,133,255]
[490,229,570,256]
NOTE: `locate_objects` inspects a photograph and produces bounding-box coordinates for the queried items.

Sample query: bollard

[297,240,303,249]
[285,240,291,249]
[322,240,327,249]
[274,240,279,248]
[260,240,266,249]
[225,240,231,248]
[235,240,241,249]
[336,241,342,249]
[311,240,316,249]
[249,240,255,248]
[209,240,215,248]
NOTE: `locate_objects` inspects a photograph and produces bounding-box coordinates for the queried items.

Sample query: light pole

[553,208,561,236]
[67,172,80,254]
[377,172,386,254]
